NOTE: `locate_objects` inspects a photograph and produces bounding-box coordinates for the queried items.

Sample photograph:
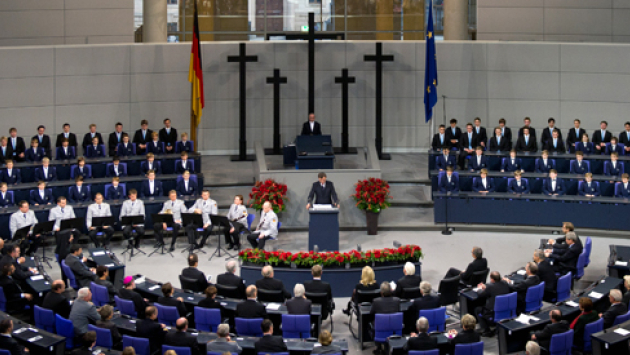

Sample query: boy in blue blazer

[176,170,198,197]
[604,152,624,179]
[55,138,76,160]
[616,174,630,198]
[141,153,161,175]
[501,150,523,173]
[472,169,495,193]
[141,170,163,198]
[107,157,127,178]
[175,151,194,174]
[1,160,20,185]
[176,132,193,153]
[535,150,555,173]
[106,177,125,200]
[68,176,91,203]
[605,137,624,156]
[72,157,91,179]
[34,157,57,182]
[30,181,53,205]
[469,146,488,172]
[116,134,135,156]
[86,136,105,158]
[578,173,600,197]
[508,171,530,194]
[569,151,589,175]
[0,183,12,207]
[25,138,46,162]
[435,147,457,171]
[438,167,459,193]
[542,169,566,196]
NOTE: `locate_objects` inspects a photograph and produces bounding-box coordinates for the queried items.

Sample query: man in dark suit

[543,129,565,153]
[540,118,563,147]
[82,124,103,152]
[71,331,102,355]
[408,281,441,314]
[0,319,28,355]
[181,253,209,292]
[255,265,291,300]
[547,232,582,275]
[508,171,530,194]
[438,166,459,193]
[547,223,583,255]
[133,120,152,155]
[64,245,97,288]
[620,122,630,155]
[592,121,612,154]
[394,262,422,298]
[286,284,312,315]
[515,127,537,152]
[301,113,322,136]
[435,147,457,171]
[472,169,495,193]
[473,117,487,148]
[159,118,178,154]
[56,123,78,148]
[504,262,540,314]
[0,264,34,311]
[498,118,512,148]
[42,280,72,318]
[119,276,150,319]
[402,317,438,352]
[157,282,187,317]
[107,123,126,157]
[254,320,287,354]
[533,251,556,295]
[445,118,462,150]
[0,138,11,164]
[235,285,268,319]
[566,119,586,153]
[216,260,246,299]
[542,170,566,196]
[303,265,333,319]
[458,123,479,169]
[468,147,488,172]
[489,127,511,152]
[444,246,487,285]
[207,324,242,354]
[6,128,25,162]
[306,172,338,209]
[33,125,51,158]
[518,117,536,141]
[94,266,117,302]
[531,309,569,349]
[136,306,167,355]
[601,290,627,328]
[164,318,199,355]
[474,271,511,336]
[371,282,401,315]
[431,125,447,151]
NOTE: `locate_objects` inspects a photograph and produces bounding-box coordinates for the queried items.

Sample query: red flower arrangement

[238,245,423,267]
[248,179,288,214]
[352,177,392,213]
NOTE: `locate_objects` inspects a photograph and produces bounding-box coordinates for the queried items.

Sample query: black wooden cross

[334,68,356,154]
[364,42,394,160]
[265,68,288,155]
[228,43,258,161]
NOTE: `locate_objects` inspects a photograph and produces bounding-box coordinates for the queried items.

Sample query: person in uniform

[247,201,278,250]
[306,172,339,209]
[154,190,187,252]
[185,190,217,249]
[49,197,80,262]
[86,193,114,248]
[120,189,145,249]
[226,195,249,250]
[9,201,40,256]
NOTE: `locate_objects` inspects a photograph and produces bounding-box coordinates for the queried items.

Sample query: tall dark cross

[228,43,258,161]
[364,42,394,160]
[334,68,356,154]
[265,69,287,155]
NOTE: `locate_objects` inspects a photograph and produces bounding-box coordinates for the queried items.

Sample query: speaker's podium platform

[308,206,339,251]
[294,135,335,169]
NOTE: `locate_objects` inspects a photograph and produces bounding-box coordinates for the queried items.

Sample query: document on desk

[135,277,146,284]
[312,204,333,210]
[566,301,579,307]
[589,291,604,299]
[93,251,106,256]
[614,328,630,336]
[516,270,527,276]
[105,263,115,268]
[472,287,481,293]
[266,303,281,310]
[148,285,160,291]
[30,275,44,281]
[515,314,536,325]
[615,261,628,267]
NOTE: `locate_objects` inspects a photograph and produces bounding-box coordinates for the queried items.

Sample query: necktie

[172,202,174,208]
[258,215,265,229]
[61,208,64,214]
[143,130,146,139]
[502,128,504,136]
[65,133,68,138]
[321,184,325,188]
[12,138,15,149]
[92,133,95,138]
[132,202,134,208]
[497,137,501,145]
[203,201,206,207]
[452,128,455,135]
[525,136,528,145]
[39,136,42,143]
[99,205,101,210]
[23,214,26,219]
[476,127,479,134]
[554,139,557,148]
[167,128,170,134]
[468,133,472,149]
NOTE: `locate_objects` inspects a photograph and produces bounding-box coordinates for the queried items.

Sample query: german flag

[188,0,204,124]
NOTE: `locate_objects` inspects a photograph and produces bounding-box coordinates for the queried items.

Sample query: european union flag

[424,0,438,122]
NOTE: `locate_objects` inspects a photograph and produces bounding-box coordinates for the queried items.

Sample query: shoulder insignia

[273,219,277,222]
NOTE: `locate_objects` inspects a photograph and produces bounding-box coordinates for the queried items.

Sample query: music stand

[91,216,115,228]
[149,214,174,257]
[60,217,85,231]
[120,215,146,259]
[208,215,233,261]
[181,213,206,255]
[32,220,55,267]
[13,226,31,251]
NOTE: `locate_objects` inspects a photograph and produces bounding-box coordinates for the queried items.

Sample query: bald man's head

[175,318,188,331]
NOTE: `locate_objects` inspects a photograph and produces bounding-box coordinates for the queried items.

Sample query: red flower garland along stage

[239,245,423,267]
[352,177,392,213]
[248,179,288,214]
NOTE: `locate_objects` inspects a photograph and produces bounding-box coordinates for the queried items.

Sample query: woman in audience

[96,305,122,346]
[343,266,379,315]
[570,297,599,348]
[576,133,594,155]
[623,276,630,307]
[198,285,222,310]
[448,314,480,349]
[311,330,341,355]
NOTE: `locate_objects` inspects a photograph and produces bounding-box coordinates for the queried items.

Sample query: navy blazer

[116,143,135,156]
[569,160,589,174]
[616,182,630,198]
[34,166,57,182]
[140,180,163,198]
[25,147,46,162]
[543,178,566,196]
[146,142,164,155]
[141,161,161,175]
[86,145,105,158]
[575,142,595,155]
[541,128,563,146]
[30,189,53,205]
[604,161,624,177]
[468,155,488,172]
[534,159,556,173]
[501,158,522,172]
[0,192,13,207]
[605,144,624,156]
[1,169,21,185]
[176,179,198,197]
[435,154,457,170]
[438,174,459,193]
[71,166,91,179]
[55,147,76,160]
[176,141,193,153]
[175,160,194,174]
[472,177,495,192]
[578,181,600,196]
[107,164,127,178]
[488,136,511,152]
[508,178,530,194]
[68,185,91,203]
[106,185,125,200]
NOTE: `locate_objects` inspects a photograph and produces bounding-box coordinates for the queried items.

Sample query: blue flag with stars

[424,0,438,122]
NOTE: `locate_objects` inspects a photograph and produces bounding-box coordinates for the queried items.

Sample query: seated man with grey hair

[370,282,401,355]
[69,287,100,337]
[216,260,246,299]
[601,289,627,328]
[444,246,487,285]
[409,281,441,314]
[286,283,312,315]
[546,232,582,275]
[402,317,438,352]
[255,265,291,300]
[207,324,242,354]
[526,341,540,355]
[394,261,422,298]
[533,249,556,294]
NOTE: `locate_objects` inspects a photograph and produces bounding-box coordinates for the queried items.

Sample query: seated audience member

[286,284,312,315]
[207,324,242,354]
[546,232,582,275]
[108,122,125,157]
[34,125,51,158]
[216,260,246,299]
[117,134,135,156]
[571,297,599,349]
[600,289,627,329]
[132,120,151,155]
[516,127,537,152]
[107,157,127,178]
[472,168,495,193]
[570,151,589,174]
[394,262,422,298]
[254,319,287,354]
[444,246,487,285]
[605,152,624,178]
[96,305,122,346]
[567,119,584,153]
[154,190,186,252]
[136,306,166,354]
[1,160,20,185]
[578,173,600,197]
[106,177,125,200]
[504,262,540,314]
[30,181,53,205]
[312,330,342,355]
[72,157,92,180]
[541,118,562,147]
[547,222,582,252]
[25,138,45,162]
[508,170,530,194]
[7,128,25,162]
[146,132,164,155]
[0,319,28,355]
[181,253,209,292]
[157,282,187,317]
[623,275,630,307]
[57,138,76,160]
[235,285,267,318]
[489,126,510,152]
[542,169,566,196]
[94,265,117,302]
[593,121,612,153]
[69,176,91,203]
[160,118,178,153]
[370,282,401,315]
[255,265,291,300]
[140,170,163,198]
[409,281,441,314]
[343,266,379,314]
[543,129,565,153]
[0,183,11,207]
[531,309,569,350]
[621,122,630,154]
[141,153,161,175]
[431,125,447,151]
[87,194,114,247]
[69,287,100,337]
[438,166,459,193]
[576,133,595,155]
[176,170,198,197]
[535,151,555,173]
[164,318,199,355]
[198,285,222,309]
[526,341,540,355]
[448,314,481,350]
[616,173,630,198]
[86,136,105,158]
[475,271,511,336]
[502,149,524,173]
[435,147,456,171]
[35,157,57,182]
[605,136,624,156]
[119,276,149,319]
[402,317,438,353]
[468,146,488,172]
[304,264,333,306]
[177,132,194,153]
[445,118,461,150]
[42,280,72,318]
[175,151,193,174]
[65,245,97,288]
[0,264,34,310]
[458,123,478,169]
[533,250,556,295]
[72,331,103,355]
